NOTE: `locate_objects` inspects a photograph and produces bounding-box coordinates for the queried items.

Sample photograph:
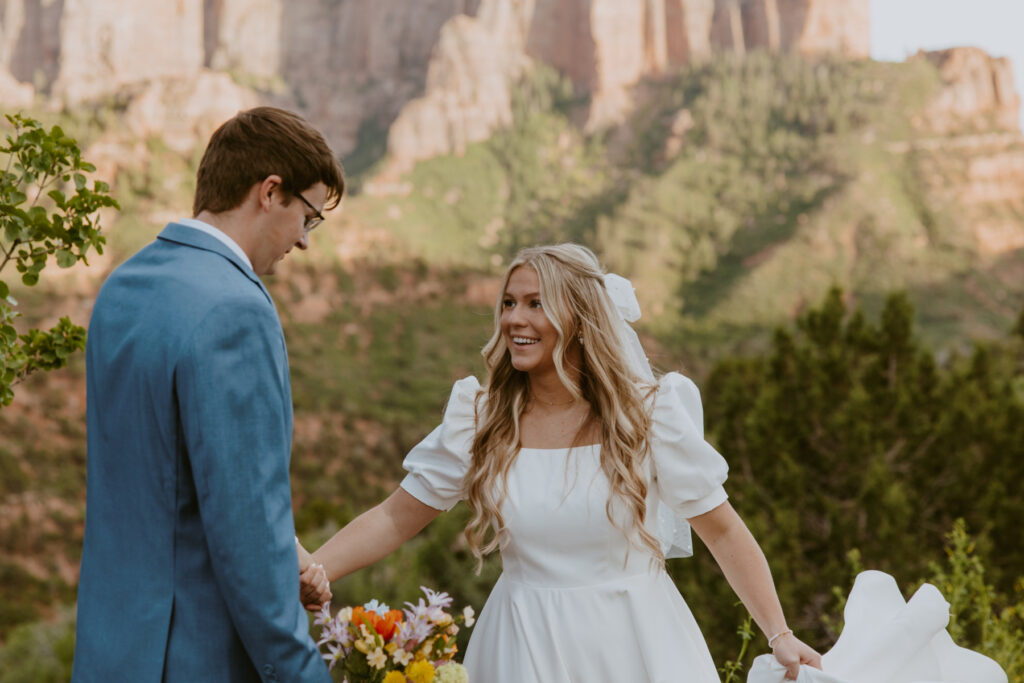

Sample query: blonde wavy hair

[463,244,662,570]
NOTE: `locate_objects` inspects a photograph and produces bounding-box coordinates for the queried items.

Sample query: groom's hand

[299,562,331,611]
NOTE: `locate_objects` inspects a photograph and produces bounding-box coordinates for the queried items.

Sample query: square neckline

[517,443,601,452]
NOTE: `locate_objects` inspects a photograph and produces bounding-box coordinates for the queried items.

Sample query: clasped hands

[297,538,332,611]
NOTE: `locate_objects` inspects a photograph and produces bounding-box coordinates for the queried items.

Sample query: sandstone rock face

[915,47,1021,135]
[777,0,870,57]
[901,49,1024,259]
[0,67,34,109]
[205,0,283,79]
[387,14,519,167]
[0,0,871,165]
[665,0,716,65]
[120,71,259,154]
[386,0,871,164]
[0,0,481,157]
[52,0,205,104]
[285,0,483,156]
[1,0,63,91]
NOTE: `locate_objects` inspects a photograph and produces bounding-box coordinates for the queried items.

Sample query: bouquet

[315,586,476,683]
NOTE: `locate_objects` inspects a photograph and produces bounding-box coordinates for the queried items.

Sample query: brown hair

[192,106,346,216]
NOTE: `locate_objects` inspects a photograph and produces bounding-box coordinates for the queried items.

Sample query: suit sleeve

[177,298,330,682]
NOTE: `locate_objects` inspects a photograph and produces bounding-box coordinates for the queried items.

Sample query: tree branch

[30,171,51,208]
[0,238,20,273]
[3,122,19,177]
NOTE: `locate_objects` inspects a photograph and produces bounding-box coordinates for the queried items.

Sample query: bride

[301,244,821,682]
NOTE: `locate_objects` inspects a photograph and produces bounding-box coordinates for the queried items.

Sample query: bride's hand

[296,536,331,610]
[772,632,822,680]
[299,562,331,611]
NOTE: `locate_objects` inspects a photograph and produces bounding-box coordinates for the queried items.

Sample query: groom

[72,107,345,682]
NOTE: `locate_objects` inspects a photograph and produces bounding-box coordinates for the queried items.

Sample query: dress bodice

[498,444,658,587]
[400,373,730,580]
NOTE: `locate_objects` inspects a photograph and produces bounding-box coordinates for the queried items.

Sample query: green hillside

[340,52,1023,359]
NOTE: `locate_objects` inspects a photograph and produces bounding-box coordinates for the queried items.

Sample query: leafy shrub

[680,288,1024,664]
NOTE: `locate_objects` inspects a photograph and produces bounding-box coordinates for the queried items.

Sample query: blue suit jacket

[72,224,330,683]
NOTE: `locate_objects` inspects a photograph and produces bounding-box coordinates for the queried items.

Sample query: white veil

[602,273,694,559]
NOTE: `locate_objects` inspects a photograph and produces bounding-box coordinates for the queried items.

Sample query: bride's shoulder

[648,371,704,433]
[655,371,700,399]
[442,375,483,423]
[450,375,481,395]
[447,375,482,406]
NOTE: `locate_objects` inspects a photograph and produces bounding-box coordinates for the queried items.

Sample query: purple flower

[421,586,454,609]
[313,603,333,627]
[322,642,344,670]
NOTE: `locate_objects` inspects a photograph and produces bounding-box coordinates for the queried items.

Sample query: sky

[870,0,1024,129]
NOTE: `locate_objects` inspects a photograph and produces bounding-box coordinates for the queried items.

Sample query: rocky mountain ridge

[2,0,869,166]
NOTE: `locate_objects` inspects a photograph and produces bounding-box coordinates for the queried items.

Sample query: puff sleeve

[651,372,729,519]
[399,376,480,511]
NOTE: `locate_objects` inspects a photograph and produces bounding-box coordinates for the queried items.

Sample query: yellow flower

[405,659,436,683]
[383,672,406,683]
[353,639,371,654]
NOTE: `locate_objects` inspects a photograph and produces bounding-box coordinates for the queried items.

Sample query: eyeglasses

[293,191,325,232]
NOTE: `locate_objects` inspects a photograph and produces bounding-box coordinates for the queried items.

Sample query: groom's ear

[257,174,284,213]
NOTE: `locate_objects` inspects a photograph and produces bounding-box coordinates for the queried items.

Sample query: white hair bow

[603,273,642,323]
[602,273,653,382]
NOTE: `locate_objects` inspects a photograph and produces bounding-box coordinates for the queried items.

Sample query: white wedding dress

[400,372,730,683]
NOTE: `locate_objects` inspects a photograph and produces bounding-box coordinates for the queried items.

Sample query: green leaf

[21,272,38,286]
[55,249,76,268]
[0,281,7,299]
[48,188,67,207]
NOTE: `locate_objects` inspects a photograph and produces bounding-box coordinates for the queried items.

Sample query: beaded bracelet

[768,628,793,648]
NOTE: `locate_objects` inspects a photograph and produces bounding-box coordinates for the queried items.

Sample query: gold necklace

[532,394,577,407]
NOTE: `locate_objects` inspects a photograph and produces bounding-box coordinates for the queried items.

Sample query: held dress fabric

[401,373,729,683]
[747,571,1008,683]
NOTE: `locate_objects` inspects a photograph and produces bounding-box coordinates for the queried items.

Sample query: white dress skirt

[400,373,730,683]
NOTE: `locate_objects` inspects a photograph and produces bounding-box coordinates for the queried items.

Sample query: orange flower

[351,606,405,642]
[377,609,404,641]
